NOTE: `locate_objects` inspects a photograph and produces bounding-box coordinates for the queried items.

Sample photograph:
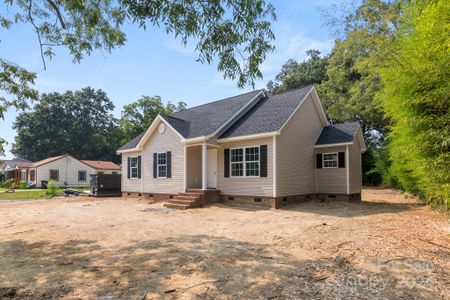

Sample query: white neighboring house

[27,155,121,188]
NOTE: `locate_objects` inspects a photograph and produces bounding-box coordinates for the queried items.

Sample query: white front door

[206,149,217,188]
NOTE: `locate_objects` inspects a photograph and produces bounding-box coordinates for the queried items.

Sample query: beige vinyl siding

[142,120,184,194]
[35,156,96,188]
[217,137,273,197]
[186,146,202,189]
[348,141,362,193]
[276,94,325,197]
[315,146,347,194]
[121,152,142,192]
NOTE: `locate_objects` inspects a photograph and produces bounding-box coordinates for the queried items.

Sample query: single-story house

[117,85,366,208]
[20,155,120,188]
[0,157,34,182]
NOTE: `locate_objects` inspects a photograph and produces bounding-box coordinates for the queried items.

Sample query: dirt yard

[0,189,449,299]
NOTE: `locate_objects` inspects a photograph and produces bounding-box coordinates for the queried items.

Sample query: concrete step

[164,203,191,210]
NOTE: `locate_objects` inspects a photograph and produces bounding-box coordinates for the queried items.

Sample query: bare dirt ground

[0,188,449,299]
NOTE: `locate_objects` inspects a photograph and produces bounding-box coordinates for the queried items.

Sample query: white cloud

[259,29,333,82]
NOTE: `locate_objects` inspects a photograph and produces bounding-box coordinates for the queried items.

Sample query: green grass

[0,188,65,200]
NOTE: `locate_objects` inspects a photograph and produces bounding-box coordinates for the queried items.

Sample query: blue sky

[1,0,340,159]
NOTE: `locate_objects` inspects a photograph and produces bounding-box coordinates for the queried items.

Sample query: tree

[378,0,450,207]
[0,1,277,156]
[318,0,402,146]
[266,50,328,94]
[12,87,121,162]
[119,96,186,143]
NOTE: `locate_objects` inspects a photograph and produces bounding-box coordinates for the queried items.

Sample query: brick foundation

[221,193,361,209]
[122,192,174,202]
[123,190,362,208]
[315,193,361,202]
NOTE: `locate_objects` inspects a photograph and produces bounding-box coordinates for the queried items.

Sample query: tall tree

[119,96,186,143]
[379,0,450,207]
[266,50,329,94]
[12,87,121,162]
[0,1,277,156]
[318,0,402,146]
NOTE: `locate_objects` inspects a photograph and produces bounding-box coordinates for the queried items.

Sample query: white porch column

[202,143,207,190]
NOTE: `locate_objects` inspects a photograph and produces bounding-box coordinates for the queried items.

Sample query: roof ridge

[163,115,188,122]
[172,89,262,115]
[271,84,315,97]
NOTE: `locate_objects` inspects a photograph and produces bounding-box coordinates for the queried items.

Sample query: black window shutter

[260,145,268,177]
[137,156,142,178]
[127,157,131,178]
[316,154,322,169]
[166,151,172,178]
[224,149,230,178]
[338,152,345,168]
[153,153,157,178]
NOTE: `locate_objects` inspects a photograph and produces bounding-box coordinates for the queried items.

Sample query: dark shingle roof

[160,115,190,138]
[118,85,320,150]
[170,90,262,138]
[117,132,144,151]
[219,85,314,138]
[315,122,360,145]
[117,90,261,150]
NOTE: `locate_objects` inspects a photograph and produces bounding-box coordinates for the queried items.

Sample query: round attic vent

[158,123,166,134]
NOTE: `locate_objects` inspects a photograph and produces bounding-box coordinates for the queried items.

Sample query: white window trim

[157,152,167,179]
[230,146,261,178]
[322,152,338,169]
[129,156,139,179]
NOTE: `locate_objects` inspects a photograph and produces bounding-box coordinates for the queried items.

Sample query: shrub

[18,181,27,189]
[45,180,59,196]
[1,179,16,189]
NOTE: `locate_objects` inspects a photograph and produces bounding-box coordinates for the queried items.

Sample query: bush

[18,181,27,189]
[1,179,16,189]
[45,180,59,196]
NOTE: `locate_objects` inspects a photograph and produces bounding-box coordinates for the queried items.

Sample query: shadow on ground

[279,198,424,217]
[0,235,446,299]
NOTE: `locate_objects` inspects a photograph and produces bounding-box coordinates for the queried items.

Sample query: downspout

[346,145,350,195]
[272,135,277,198]
[140,151,144,196]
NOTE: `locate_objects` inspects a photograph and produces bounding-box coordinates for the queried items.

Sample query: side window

[230,148,244,177]
[78,171,87,182]
[245,147,260,177]
[323,153,338,168]
[130,157,138,179]
[230,147,260,177]
[157,152,167,178]
[49,169,59,181]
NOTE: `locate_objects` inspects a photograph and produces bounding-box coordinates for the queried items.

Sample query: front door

[207,148,217,188]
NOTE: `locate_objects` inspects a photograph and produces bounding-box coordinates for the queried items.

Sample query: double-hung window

[130,157,138,179]
[231,146,260,177]
[323,152,338,168]
[49,169,59,181]
[78,171,87,182]
[157,152,167,178]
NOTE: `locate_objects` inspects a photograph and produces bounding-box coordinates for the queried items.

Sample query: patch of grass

[0,189,65,200]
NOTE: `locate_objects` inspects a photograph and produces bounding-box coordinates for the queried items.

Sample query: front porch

[185,143,219,190]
